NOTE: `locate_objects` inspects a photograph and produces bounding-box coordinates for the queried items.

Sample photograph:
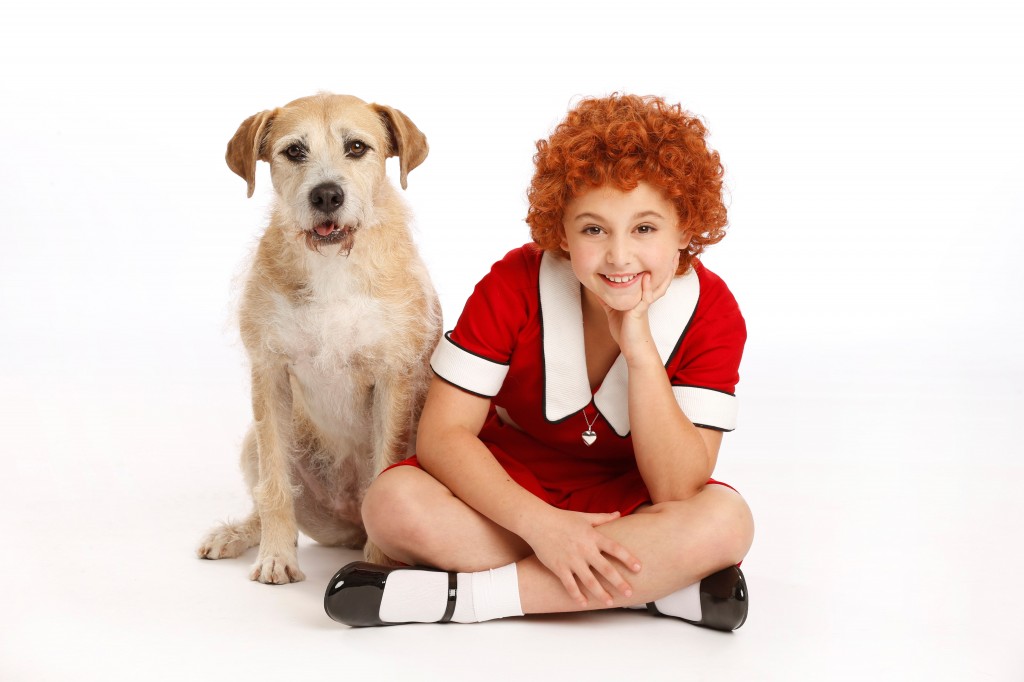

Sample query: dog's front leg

[249,363,305,584]
[370,375,417,480]
[362,376,417,565]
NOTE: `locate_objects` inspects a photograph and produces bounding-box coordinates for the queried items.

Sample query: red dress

[391,244,746,514]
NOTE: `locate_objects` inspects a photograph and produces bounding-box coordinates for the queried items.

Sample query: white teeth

[605,274,636,284]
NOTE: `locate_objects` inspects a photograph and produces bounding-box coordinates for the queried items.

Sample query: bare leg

[362,468,753,613]
[362,465,532,570]
[518,485,753,613]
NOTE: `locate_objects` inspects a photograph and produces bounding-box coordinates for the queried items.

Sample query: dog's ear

[226,110,275,198]
[372,104,428,190]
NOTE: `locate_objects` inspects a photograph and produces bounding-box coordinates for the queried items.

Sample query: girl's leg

[361,465,532,570]
[517,484,753,614]
[344,475,752,627]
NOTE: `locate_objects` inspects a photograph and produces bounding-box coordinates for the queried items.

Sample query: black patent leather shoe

[647,565,748,631]
[324,561,457,627]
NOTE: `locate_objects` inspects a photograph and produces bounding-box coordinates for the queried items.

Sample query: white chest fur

[254,251,400,450]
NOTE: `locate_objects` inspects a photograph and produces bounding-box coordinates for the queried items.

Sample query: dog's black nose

[309,183,345,213]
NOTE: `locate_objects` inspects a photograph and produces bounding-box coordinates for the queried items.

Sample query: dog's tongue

[315,223,336,237]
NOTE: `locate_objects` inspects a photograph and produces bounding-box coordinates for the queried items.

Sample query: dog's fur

[197,93,441,583]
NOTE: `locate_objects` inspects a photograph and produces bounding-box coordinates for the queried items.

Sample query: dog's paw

[249,554,306,584]
[363,539,400,567]
[196,520,260,560]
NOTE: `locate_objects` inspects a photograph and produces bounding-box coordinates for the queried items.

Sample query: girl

[325,94,754,631]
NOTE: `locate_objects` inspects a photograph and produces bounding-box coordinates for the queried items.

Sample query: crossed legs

[361,465,754,615]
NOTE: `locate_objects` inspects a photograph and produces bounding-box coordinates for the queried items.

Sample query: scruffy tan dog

[197,93,441,584]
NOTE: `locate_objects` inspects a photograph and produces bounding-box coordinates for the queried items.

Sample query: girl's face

[561,182,689,312]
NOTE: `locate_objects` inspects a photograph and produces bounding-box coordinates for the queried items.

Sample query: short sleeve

[670,266,747,431]
[429,246,537,398]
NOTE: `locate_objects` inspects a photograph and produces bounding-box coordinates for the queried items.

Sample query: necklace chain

[581,407,599,446]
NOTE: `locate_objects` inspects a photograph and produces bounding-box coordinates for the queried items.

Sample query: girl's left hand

[601,250,679,355]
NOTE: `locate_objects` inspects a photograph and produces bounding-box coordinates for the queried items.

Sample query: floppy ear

[372,104,428,190]
[225,110,275,198]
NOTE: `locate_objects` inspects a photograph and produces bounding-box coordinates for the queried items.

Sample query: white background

[2,1,1022,680]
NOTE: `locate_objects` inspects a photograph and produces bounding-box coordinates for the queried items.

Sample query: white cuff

[430,332,509,398]
[673,386,738,431]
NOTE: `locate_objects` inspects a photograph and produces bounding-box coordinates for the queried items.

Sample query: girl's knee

[703,488,754,566]
[362,468,428,544]
[652,488,754,569]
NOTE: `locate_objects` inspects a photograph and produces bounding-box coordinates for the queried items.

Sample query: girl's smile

[561,182,690,312]
[602,274,639,285]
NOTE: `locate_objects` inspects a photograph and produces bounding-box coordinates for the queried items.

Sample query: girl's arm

[416,376,641,606]
[625,349,721,502]
[602,269,721,502]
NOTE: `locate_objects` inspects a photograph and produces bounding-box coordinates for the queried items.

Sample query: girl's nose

[606,236,631,266]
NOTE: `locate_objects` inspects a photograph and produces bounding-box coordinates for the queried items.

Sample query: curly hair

[526,94,727,274]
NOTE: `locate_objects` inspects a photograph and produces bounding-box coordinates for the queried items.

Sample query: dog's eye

[284,144,307,162]
[345,140,369,158]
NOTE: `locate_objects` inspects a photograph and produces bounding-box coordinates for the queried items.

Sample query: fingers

[577,563,617,607]
[635,271,669,314]
[569,550,638,607]
[584,512,642,573]
[575,527,643,606]
[587,511,621,527]
[558,569,589,607]
[538,511,644,608]
[598,535,643,575]
[650,262,677,302]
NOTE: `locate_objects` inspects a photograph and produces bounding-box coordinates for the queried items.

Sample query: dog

[197,93,441,584]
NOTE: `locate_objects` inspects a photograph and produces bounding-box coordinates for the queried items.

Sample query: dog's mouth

[311,221,347,241]
[304,221,357,254]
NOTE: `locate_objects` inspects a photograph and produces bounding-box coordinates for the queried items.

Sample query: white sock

[649,581,702,621]
[452,563,524,623]
[377,564,523,624]
[378,570,449,623]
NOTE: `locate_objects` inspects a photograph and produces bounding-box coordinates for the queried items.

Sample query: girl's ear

[678,227,692,250]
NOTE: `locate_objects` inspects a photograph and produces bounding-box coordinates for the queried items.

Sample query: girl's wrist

[506,495,558,540]
[622,339,661,369]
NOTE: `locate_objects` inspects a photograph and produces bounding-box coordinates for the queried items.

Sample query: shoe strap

[439,572,458,623]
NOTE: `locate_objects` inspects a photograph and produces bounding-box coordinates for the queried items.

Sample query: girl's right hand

[522,508,642,607]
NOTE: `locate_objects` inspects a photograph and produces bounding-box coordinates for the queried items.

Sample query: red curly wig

[526,94,727,275]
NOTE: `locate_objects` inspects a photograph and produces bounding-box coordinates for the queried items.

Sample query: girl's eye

[637,224,655,234]
[583,226,602,236]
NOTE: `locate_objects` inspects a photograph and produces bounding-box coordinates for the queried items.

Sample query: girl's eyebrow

[571,210,666,222]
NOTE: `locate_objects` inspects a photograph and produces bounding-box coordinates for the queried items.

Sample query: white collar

[539,252,700,436]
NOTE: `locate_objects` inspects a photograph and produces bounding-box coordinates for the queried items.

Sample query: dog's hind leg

[197,428,263,559]
[363,538,402,567]
[197,513,262,559]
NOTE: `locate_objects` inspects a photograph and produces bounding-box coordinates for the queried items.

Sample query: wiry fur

[197,93,441,583]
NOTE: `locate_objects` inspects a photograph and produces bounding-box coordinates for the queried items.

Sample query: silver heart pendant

[582,430,597,446]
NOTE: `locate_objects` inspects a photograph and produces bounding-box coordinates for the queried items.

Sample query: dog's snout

[309,183,345,213]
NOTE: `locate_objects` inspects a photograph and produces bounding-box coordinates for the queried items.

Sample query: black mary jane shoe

[324,561,457,627]
[647,565,748,631]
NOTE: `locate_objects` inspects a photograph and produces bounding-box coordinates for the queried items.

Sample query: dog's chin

[304,221,357,255]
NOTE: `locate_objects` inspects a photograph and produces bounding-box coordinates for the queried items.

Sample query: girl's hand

[601,250,680,356]
[522,508,642,607]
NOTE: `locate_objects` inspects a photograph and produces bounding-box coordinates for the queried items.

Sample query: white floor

[3,2,1023,679]
[2,374,1021,681]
